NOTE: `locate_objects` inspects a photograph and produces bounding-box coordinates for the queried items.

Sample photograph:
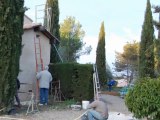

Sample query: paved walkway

[101,94,130,114]
[108,112,137,120]
[101,94,138,120]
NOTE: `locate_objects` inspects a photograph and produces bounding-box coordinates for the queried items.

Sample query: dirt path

[0,109,86,120]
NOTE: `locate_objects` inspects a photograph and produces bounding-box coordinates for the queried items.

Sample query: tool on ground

[74,110,88,120]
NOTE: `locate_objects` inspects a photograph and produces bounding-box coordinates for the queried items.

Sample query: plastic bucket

[82,101,89,109]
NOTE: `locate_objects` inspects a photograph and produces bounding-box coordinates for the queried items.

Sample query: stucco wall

[18,29,51,102]
[37,31,51,67]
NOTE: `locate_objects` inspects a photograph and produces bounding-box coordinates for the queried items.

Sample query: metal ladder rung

[93,64,101,100]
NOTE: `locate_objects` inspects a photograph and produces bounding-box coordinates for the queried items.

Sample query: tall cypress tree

[139,0,155,78]
[44,0,60,39]
[44,0,60,63]
[96,22,108,87]
[0,0,24,110]
[153,5,160,77]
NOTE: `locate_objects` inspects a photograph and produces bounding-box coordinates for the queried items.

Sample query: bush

[49,63,94,101]
[125,77,160,120]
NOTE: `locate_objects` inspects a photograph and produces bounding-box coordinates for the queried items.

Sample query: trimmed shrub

[125,77,160,120]
[49,63,94,101]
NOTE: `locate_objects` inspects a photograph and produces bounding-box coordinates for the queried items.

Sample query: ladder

[52,44,63,63]
[51,80,65,102]
[26,91,39,115]
[35,4,63,63]
[35,4,45,24]
[93,64,101,100]
[34,35,44,101]
[35,3,51,31]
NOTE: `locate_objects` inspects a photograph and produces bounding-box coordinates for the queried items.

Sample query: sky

[24,0,159,71]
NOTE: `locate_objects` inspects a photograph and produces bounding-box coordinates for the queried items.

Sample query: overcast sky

[24,0,159,70]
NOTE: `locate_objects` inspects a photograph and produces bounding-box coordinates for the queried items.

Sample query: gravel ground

[0,109,86,120]
[0,94,140,120]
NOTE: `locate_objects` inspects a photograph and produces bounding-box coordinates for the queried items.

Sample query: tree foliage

[106,62,113,81]
[152,5,160,38]
[154,39,160,77]
[96,22,110,86]
[139,0,155,78]
[152,5,160,77]
[0,0,25,111]
[114,41,139,82]
[44,0,60,63]
[59,16,91,62]
[125,77,160,120]
[44,0,60,38]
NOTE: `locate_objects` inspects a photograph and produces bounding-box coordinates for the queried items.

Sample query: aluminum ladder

[26,91,39,115]
[93,64,101,100]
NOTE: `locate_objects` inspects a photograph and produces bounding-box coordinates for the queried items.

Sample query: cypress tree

[154,39,160,77]
[139,0,155,78]
[44,0,60,63]
[96,22,108,87]
[0,0,24,110]
[153,5,160,77]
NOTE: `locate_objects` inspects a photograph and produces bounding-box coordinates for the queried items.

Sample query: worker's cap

[44,66,49,70]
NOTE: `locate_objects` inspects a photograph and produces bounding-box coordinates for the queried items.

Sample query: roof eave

[38,26,60,44]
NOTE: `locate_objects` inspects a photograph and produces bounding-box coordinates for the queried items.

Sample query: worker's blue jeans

[40,88,49,104]
[87,109,107,120]
[108,85,112,91]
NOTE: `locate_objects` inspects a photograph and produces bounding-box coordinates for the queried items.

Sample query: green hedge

[125,77,160,120]
[49,63,94,101]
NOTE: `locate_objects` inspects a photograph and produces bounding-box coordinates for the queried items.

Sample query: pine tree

[59,16,89,62]
[139,0,155,78]
[96,22,108,87]
[44,0,60,63]
[0,0,24,110]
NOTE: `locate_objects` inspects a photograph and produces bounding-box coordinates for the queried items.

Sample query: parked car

[119,84,134,98]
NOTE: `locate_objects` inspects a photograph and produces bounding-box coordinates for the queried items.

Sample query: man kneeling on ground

[86,97,108,120]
